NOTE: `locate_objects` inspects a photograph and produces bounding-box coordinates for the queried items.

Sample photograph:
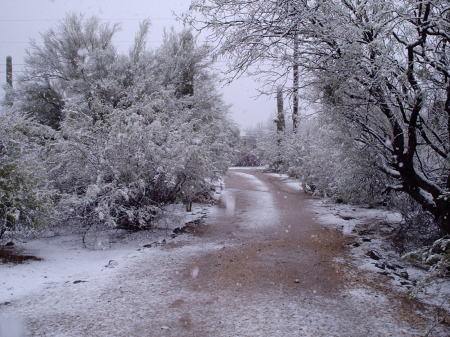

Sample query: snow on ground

[309,199,402,235]
[0,203,212,305]
[229,171,270,192]
[229,166,266,171]
[1,239,226,337]
[230,167,302,191]
[265,172,303,191]
[309,198,450,311]
[226,171,280,229]
[2,239,419,337]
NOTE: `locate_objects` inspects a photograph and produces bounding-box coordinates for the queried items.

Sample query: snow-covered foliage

[4,14,237,232]
[0,107,54,237]
[249,115,388,205]
[403,236,450,279]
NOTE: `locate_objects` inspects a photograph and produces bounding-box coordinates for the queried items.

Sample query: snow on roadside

[265,173,303,191]
[309,199,402,235]
[229,171,270,192]
[0,203,212,304]
[1,240,226,337]
[309,198,450,312]
[229,166,266,171]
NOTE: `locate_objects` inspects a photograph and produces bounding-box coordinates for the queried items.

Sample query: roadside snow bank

[265,173,303,191]
[230,171,270,192]
[229,166,266,171]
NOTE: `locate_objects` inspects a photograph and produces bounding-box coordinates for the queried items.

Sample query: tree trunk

[436,197,450,235]
[274,86,285,170]
[275,86,285,133]
[6,56,12,87]
[292,34,299,131]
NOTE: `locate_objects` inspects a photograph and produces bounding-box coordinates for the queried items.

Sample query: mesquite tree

[16,14,119,128]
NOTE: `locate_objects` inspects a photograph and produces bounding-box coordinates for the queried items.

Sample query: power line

[0,40,165,44]
[0,42,30,44]
[0,17,175,23]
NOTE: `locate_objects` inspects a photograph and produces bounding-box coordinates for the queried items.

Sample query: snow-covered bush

[50,109,169,229]
[0,108,53,237]
[251,115,388,205]
[402,236,450,278]
[299,119,386,204]
[51,88,234,230]
[16,14,119,129]
[234,127,266,167]
[10,16,237,231]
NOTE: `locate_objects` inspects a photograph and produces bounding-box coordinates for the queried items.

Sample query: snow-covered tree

[15,13,119,128]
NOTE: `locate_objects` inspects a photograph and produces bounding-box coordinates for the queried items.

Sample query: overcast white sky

[0,0,275,131]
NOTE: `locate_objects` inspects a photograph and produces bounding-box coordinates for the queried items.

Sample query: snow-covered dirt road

[1,168,448,336]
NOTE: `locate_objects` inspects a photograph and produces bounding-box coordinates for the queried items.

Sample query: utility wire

[0,40,164,44]
[0,17,174,22]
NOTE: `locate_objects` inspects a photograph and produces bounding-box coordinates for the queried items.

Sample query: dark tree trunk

[6,56,12,87]
[273,86,285,170]
[292,34,299,131]
[275,87,285,133]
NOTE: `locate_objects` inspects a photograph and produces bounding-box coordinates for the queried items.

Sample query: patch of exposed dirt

[0,246,42,264]
[171,219,209,238]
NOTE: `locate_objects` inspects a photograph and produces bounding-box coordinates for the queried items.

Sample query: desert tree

[15,13,119,128]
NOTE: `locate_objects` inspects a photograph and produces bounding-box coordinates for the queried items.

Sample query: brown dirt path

[159,168,440,336]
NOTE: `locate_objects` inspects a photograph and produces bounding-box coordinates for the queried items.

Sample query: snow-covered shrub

[49,83,234,230]
[9,16,237,231]
[0,108,53,237]
[402,236,450,278]
[16,14,119,130]
[235,153,261,167]
[302,125,386,204]
[251,115,388,204]
[234,128,264,167]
